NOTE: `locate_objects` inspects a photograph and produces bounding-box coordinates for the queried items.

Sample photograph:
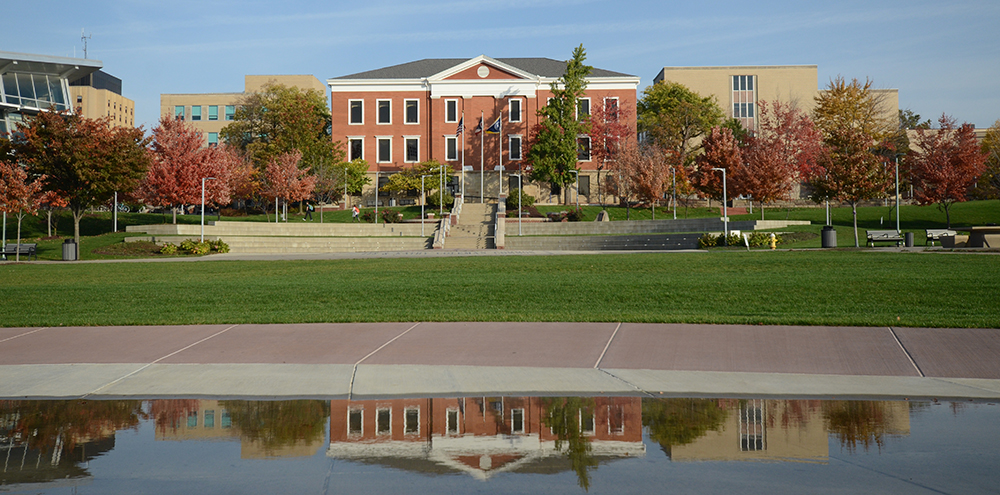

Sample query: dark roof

[334,57,634,80]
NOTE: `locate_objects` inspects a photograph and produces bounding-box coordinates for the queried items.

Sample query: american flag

[455,118,464,136]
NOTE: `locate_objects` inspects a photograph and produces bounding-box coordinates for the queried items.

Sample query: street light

[711,168,728,244]
[201,177,216,242]
[420,175,433,237]
[671,167,677,220]
[511,173,523,236]
[569,170,580,209]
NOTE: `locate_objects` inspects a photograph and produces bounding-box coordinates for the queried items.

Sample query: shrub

[361,210,378,223]
[699,232,783,249]
[505,189,535,211]
[380,209,403,223]
[426,190,454,209]
[566,208,585,222]
[210,239,230,253]
[698,234,717,249]
[159,243,178,255]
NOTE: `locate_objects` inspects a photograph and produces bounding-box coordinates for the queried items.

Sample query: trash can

[821,226,837,248]
[904,232,914,247]
[62,239,77,261]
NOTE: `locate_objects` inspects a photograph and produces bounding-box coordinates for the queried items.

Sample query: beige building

[160,75,326,147]
[654,65,898,132]
[69,70,135,128]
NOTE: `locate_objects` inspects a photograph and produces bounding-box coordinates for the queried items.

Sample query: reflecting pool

[1,397,998,493]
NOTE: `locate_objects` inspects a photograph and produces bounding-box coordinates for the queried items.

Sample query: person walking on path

[304,202,314,221]
[352,205,360,222]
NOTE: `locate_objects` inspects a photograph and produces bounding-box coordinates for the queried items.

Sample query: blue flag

[485,116,501,134]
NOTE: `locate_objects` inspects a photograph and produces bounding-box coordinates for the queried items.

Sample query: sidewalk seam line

[349,322,422,400]
[0,327,48,344]
[596,368,654,397]
[82,324,239,398]
[889,326,925,377]
[594,322,622,369]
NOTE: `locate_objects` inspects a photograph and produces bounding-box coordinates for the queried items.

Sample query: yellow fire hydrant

[769,233,777,250]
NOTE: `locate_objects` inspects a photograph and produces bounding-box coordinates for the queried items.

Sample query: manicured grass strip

[2,251,997,328]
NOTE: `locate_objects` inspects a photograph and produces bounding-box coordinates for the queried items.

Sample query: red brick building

[328,56,640,205]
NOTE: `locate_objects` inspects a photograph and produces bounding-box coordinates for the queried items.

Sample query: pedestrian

[352,205,360,222]
[304,202,314,221]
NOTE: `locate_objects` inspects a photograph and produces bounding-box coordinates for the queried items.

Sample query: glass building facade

[0,51,102,136]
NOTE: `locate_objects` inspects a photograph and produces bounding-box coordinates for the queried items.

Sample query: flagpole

[479,111,484,204]
[461,112,465,201]
[498,118,503,198]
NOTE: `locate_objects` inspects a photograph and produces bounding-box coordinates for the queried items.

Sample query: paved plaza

[2,322,998,400]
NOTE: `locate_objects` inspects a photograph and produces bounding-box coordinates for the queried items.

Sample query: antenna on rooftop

[81,29,91,59]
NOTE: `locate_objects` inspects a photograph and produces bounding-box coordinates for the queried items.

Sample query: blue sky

[3,0,998,131]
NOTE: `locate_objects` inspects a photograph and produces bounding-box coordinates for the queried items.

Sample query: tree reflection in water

[541,397,599,492]
[822,400,898,453]
[641,398,728,457]
[221,400,329,456]
[0,399,145,456]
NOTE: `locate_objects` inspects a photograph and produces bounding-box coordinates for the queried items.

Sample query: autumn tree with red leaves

[587,98,635,205]
[733,101,823,219]
[14,111,150,254]
[261,151,316,221]
[693,126,741,202]
[0,161,46,261]
[136,116,231,223]
[907,114,988,228]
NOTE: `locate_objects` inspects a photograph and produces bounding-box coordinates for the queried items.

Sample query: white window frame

[577,135,592,162]
[444,99,459,123]
[509,134,522,161]
[404,99,419,125]
[376,407,391,435]
[348,408,363,436]
[508,98,522,123]
[580,408,595,435]
[576,97,590,120]
[446,408,460,435]
[404,407,420,435]
[376,99,392,125]
[376,136,392,163]
[348,136,364,162]
[445,135,458,162]
[603,97,619,121]
[511,408,525,434]
[403,136,420,163]
[349,99,364,125]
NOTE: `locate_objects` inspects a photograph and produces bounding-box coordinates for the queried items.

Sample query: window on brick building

[377,100,391,124]
[349,100,363,124]
[404,99,418,124]
[445,99,458,123]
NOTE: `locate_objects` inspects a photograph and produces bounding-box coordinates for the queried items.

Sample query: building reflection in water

[1,396,916,489]
[327,396,645,487]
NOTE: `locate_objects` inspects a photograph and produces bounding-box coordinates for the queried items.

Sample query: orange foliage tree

[0,161,46,261]
[260,151,316,221]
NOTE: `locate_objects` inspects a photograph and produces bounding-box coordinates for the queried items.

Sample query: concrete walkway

[2,322,998,400]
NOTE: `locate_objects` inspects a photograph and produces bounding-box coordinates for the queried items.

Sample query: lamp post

[439,164,445,219]
[711,168,728,244]
[420,175,432,237]
[511,173,523,236]
[896,153,902,235]
[671,167,677,220]
[201,177,216,243]
[569,170,579,209]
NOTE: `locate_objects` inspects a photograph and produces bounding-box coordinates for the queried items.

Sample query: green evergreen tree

[527,45,592,204]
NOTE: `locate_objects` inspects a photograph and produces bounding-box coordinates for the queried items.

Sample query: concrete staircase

[125,221,434,254]
[445,203,494,249]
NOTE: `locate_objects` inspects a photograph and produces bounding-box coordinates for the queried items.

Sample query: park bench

[866,230,903,247]
[2,243,37,260]
[925,229,957,246]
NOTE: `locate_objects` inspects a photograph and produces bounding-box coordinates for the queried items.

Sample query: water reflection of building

[327,397,645,480]
[667,399,910,463]
[150,399,323,459]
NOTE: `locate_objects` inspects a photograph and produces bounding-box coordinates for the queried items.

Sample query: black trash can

[904,232,914,247]
[62,239,77,261]
[821,226,837,248]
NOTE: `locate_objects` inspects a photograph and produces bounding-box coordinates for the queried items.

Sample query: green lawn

[1,251,997,328]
